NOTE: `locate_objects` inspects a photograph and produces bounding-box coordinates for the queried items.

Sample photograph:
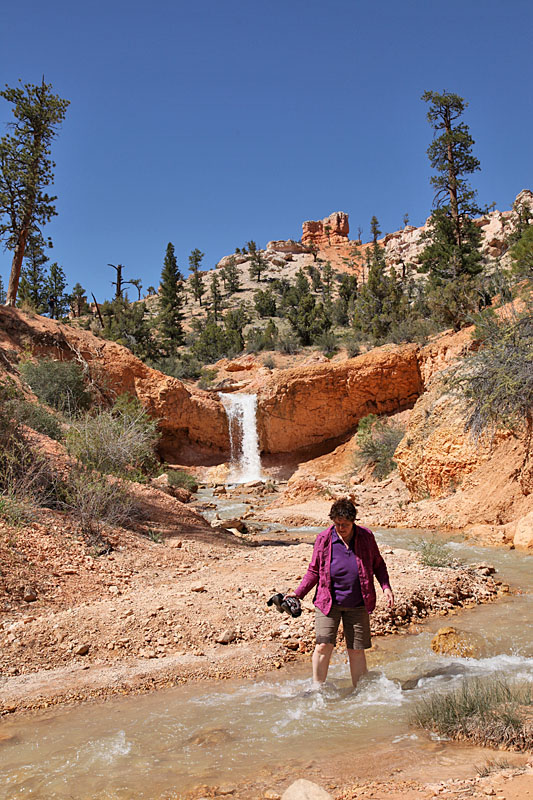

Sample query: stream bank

[0,486,505,717]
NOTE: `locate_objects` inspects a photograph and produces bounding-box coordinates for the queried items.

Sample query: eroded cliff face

[0,307,229,460]
[257,344,423,453]
[393,379,532,549]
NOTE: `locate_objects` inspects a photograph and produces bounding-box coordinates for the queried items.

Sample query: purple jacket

[294,524,391,616]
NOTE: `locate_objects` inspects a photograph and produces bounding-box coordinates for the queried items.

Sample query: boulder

[266,239,308,254]
[431,626,484,658]
[281,780,332,800]
[513,510,533,550]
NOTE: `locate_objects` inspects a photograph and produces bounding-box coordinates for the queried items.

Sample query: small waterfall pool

[1,528,532,799]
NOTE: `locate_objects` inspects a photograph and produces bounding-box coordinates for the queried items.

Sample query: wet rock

[431,626,484,658]
[222,518,246,531]
[281,779,333,799]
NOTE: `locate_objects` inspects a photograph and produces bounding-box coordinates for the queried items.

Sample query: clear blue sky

[1,0,532,301]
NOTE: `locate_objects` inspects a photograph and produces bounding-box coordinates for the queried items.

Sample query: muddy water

[1,529,532,799]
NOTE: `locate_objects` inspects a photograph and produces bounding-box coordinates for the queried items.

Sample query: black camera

[267,592,302,618]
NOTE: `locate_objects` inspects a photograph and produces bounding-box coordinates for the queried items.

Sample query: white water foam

[220,393,262,483]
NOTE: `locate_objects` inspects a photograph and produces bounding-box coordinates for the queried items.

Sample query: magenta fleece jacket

[294,524,391,616]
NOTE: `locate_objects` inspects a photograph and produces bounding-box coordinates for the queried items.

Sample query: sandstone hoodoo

[301,211,350,249]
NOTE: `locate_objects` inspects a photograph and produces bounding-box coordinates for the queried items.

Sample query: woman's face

[332,517,355,538]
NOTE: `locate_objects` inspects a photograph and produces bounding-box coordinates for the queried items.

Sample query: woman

[287,498,394,687]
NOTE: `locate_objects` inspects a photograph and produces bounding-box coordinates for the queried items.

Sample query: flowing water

[219,393,262,484]
[1,526,532,799]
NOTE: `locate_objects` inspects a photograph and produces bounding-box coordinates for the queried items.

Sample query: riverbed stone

[281,779,332,799]
[430,626,484,658]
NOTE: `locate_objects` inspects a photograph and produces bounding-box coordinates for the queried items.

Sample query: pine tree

[210,272,222,321]
[249,249,268,282]
[101,297,158,361]
[370,216,381,243]
[224,255,241,294]
[69,283,88,317]
[254,288,277,317]
[321,261,334,306]
[418,90,485,329]
[17,231,48,312]
[189,248,205,305]
[353,243,406,343]
[45,262,68,318]
[158,242,184,353]
[287,295,332,346]
[130,278,142,301]
[0,80,69,305]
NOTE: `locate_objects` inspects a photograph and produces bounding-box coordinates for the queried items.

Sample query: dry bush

[62,467,138,544]
[65,397,160,479]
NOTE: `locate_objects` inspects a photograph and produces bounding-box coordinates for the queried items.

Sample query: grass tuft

[412,678,533,751]
[418,539,456,568]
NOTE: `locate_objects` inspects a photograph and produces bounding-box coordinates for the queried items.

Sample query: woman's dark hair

[329,498,357,521]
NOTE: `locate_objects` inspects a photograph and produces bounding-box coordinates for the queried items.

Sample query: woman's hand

[284,589,297,597]
[383,587,394,608]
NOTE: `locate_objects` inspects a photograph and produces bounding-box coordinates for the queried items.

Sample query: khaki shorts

[315,604,371,650]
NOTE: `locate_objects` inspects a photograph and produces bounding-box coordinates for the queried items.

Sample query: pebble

[216,629,236,644]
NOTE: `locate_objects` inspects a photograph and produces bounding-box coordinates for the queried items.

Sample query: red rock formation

[302,211,350,248]
[0,307,229,461]
[257,344,423,453]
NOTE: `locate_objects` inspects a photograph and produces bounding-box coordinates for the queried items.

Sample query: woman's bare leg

[347,648,367,687]
[312,643,334,685]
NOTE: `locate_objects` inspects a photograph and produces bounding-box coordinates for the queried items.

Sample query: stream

[1,518,532,799]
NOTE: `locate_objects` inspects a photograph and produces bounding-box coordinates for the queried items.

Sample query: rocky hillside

[1,302,531,548]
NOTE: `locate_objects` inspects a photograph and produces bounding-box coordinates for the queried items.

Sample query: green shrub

[446,306,533,440]
[0,383,64,519]
[148,354,203,381]
[412,678,533,750]
[197,368,217,390]
[19,358,91,414]
[65,396,160,479]
[245,320,278,353]
[14,400,63,440]
[167,469,198,492]
[316,330,338,357]
[418,539,455,568]
[278,332,300,354]
[354,414,405,479]
[343,335,362,358]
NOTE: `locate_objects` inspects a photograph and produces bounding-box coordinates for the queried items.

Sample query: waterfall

[220,393,262,483]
